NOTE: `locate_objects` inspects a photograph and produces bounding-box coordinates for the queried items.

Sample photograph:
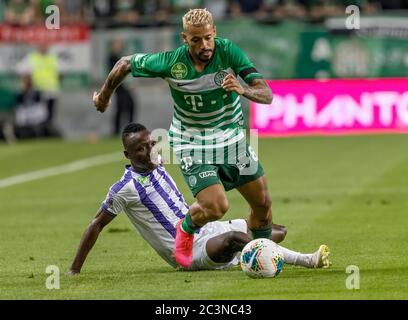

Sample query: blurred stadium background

[1,0,408,300]
[1,0,408,139]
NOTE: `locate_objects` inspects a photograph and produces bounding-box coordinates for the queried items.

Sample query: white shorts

[188,219,247,271]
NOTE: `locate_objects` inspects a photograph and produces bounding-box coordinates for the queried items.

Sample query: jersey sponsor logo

[184,94,203,112]
[199,170,217,179]
[188,175,197,187]
[214,70,229,86]
[171,63,188,79]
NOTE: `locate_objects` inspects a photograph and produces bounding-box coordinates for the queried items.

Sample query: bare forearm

[243,84,273,104]
[70,222,103,272]
[98,56,132,102]
[222,75,273,104]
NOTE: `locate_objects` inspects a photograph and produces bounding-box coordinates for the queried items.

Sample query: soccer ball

[240,238,285,278]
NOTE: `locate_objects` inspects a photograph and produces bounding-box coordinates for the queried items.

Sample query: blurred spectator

[14,74,50,139]
[90,0,116,25]
[108,39,137,136]
[136,0,171,26]
[205,0,228,21]
[0,0,5,22]
[308,0,344,21]
[360,0,381,14]
[228,0,264,17]
[379,0,408,10]
[90,0,141,27]
[336,0,380,13]
[0,87,17,143]
[65,0,408,27]
[91,0,113,17]
[113,0,140,25]
[270,0,308,19]
[24,43,62,137]
[60,0,87,24]
[300,0,381,19]
[4,0,35,25]
[169,0,205,19]
[31,0,58,23]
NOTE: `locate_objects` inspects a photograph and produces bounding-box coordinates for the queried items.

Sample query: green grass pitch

[0,134,407,299]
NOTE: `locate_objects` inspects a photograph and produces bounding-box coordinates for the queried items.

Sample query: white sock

[275,244,300,264]
[276,244,313,268]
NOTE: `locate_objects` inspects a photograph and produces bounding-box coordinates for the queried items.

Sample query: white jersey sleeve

[101,171,138,216]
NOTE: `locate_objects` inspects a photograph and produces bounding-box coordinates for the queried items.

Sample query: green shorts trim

[178,144,264,197]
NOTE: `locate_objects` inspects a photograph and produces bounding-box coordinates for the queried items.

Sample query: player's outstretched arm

[221,74,273,104]
[66,209,114,275]
[93,55,132,113]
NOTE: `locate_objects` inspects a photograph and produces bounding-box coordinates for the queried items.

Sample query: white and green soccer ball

[240,238,285,278]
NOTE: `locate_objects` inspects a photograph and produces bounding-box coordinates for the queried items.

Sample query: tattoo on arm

[99,55,132,102]
[243,78,273,104]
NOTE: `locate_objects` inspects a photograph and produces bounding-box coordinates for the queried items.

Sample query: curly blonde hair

[182,8,214,30]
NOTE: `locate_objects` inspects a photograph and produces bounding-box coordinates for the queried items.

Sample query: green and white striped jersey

[130,37,263,158]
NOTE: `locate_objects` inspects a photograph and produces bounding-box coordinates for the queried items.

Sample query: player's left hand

[221,73,245,95]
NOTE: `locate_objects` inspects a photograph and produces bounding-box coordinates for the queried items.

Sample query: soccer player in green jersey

[93,8,282,268]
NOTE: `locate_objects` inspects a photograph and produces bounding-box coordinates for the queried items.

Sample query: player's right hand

[93,91,111,113]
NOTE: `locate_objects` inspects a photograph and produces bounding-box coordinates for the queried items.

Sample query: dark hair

[122,123,147,143]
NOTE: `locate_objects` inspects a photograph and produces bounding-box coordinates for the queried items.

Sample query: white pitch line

[0,152,122,189]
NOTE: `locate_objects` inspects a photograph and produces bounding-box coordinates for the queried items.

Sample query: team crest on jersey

[171,63,188,79]
[214,70,228,86]
[189,175,197,187]
[137,176,150,186]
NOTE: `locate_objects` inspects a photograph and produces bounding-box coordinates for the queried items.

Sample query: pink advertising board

[250,78,408,137]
